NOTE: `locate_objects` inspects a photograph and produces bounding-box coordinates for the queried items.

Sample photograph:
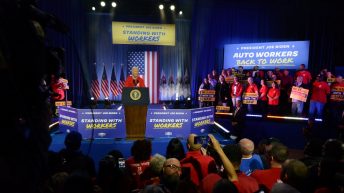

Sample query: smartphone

[118,158,126,169]
[194,135,210,147]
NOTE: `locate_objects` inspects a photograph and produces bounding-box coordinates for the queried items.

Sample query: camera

[118,157,126,169]
[194,135,210,148]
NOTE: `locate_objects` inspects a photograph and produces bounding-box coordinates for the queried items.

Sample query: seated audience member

[322,138,344,161]
[309,74,330,119]
[165,137,186,161]
[271,159,308,193]
[238,138,264,176]
[256,137,281,169]
[160,158,183,193]
[126,139,152,190]
[97,154,131,193]
[223,144,260,193]
[291,76,307,116]
[251,143,289,192]
[180,134,217,186]
[207,134,243,192]
[141,154,166,187]
[314,158,343,193]
[57,131,96,178]
[267,81,280,115]
[63,171,95,193]
[212,179,238,193]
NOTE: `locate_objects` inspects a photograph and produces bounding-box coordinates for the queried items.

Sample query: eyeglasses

[164,164,181,170]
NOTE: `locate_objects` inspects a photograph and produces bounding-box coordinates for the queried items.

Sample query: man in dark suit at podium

[125,66,145,87]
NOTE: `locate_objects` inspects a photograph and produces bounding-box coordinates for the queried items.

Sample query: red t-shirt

[267,88,280,106]
[125,156,151,189]
[231,82,243,97]
[250,167,282,192]
[310,81,330,103]
[246,83,258,94]
[259,85,268,101]
[295,70,312,85]
[237,172,259,193]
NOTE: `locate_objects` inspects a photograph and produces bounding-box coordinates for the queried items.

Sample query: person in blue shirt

[239,138,264,176]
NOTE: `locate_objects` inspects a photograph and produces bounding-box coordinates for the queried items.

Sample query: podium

[122,87,150,139]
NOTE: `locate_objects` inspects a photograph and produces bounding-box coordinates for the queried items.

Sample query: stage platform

[49,104,338,171]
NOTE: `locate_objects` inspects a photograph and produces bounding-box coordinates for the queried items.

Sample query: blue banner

[58,107,126,139]
[58,106,78,132]
[191,107,215,135]
[145,107,214,138]
[224,41,310,70]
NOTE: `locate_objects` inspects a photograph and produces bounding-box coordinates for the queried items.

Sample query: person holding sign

[124,66,145,87]
[329,75,344,125]
[267,81,280,115]
[291,76,307,116]
[245,77,259,113]
[295,64,312,87]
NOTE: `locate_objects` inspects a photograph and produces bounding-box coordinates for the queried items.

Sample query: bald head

[239,138,255,156]
[163,158,182,176]
[187,134,202,151]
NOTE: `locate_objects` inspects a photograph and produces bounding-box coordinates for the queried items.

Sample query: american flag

[101,66,110,98]
[128,51,159,103]
[110,65,119,96]
[90,64,100,100]
[118,64,125,93]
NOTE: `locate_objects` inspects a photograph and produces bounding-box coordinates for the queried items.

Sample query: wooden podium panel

[124,105,148,139]
[122,87,150,139]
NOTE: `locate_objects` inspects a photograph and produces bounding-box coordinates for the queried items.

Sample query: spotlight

[92,6,96,11]
[179,11,183,15]
[100,1,106,7]
[90,97,97,108]
[111,2,117,7]
[170,5,175,11]
[159,4,164,10]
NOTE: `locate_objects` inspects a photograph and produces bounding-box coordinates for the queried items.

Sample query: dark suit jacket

[232,107,246,129]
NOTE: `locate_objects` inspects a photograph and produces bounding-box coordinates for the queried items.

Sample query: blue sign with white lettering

[58,107,126,139]
[224,41,310,70]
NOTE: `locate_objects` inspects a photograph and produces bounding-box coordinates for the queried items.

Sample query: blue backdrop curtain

[39,0,343,106]
[190,0,343,99]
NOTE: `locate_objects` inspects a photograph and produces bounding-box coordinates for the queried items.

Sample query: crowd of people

[42,131,343,193]
[198,64,343,122]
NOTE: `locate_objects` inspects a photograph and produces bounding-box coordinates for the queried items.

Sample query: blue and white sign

[145,107,215,138]
[224,41,310,70]
[190,107,215,135]
[58,106,126,139]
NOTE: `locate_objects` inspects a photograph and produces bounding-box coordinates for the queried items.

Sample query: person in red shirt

[295,64,312,87]
[309,75,330,119]
[267,81,280,115]
[245,77,259,113]
[124,66,145,87]
[250,143,289,192]
[231,76,243,110]
[180,133,217,186]
[259,80,268,117]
